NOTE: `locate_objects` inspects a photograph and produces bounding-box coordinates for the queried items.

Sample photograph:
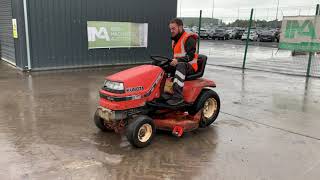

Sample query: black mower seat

[185,54,207,81]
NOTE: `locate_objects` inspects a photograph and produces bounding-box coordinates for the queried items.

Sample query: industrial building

[0,0,177,71]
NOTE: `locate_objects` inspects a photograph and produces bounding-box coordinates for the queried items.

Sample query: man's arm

[177,36,197,62]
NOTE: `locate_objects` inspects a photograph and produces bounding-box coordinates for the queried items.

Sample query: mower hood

[106,65,164,95]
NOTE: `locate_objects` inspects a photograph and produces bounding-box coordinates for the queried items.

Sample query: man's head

[169,18,184,38]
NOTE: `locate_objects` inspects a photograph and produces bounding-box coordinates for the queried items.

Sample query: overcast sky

[178,0,319,21]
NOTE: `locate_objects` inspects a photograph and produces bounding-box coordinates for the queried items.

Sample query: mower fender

[184,78,216,103]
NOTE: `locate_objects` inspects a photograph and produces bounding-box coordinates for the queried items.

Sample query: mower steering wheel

[150,56,172,67]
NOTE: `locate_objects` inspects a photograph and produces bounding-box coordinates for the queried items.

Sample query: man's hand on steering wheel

[170,59,178,66]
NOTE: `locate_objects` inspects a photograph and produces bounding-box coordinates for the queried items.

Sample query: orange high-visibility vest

[172,31,199,72]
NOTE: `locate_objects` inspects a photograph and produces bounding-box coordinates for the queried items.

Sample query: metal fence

[178,5,320,78]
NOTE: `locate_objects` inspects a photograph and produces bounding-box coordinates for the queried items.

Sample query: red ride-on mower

[94,55,220,148]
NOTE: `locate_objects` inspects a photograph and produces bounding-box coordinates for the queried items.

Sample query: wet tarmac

[1,61,320,180]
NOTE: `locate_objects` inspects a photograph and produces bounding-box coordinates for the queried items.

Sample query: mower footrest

[147,101,191,110]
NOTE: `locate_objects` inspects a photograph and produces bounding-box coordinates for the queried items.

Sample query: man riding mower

[93,18,220,148]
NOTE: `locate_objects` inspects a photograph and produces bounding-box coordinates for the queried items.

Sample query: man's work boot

[161,93,172,101]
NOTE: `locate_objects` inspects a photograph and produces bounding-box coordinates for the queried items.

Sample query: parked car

[258,31,275,42]
[234,29,245,39]
[241,31,259,41]
[199,29,210,39]
[192,26,198,33]
[211,29,229,40]
[226,29,236,39]
[255,29,263,37]
[208,29,215,38]
[184,27,193,33]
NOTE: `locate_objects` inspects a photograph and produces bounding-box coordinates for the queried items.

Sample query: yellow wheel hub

[138,124,153,142]
[203,98,217,119]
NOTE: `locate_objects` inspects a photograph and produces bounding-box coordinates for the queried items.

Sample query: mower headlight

[104,80,124,91]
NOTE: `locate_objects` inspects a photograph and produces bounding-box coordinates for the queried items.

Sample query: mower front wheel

[126,116,156,148]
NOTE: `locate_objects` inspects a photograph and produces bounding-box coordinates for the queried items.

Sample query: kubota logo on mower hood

[126,86,144,93]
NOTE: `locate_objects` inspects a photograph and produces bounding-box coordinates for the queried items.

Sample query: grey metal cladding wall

[27,0,177,69]
[11,0,28,69]
[0,0,15,63]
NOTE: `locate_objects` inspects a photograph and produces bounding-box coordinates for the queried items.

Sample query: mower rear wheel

[94,110,114,132]
[188,89,220,127]
[126,115,156,148]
